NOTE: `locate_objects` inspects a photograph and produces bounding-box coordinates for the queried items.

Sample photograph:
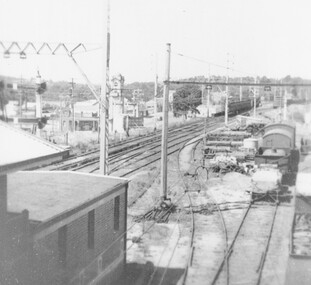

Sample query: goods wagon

[255,123,299,174]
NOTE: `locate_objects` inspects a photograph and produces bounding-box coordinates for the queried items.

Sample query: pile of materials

[209,155,245,174]
[232,123,266,135]
[204,129,259,174]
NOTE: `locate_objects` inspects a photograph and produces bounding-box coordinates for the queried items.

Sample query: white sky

[0,0,311,84]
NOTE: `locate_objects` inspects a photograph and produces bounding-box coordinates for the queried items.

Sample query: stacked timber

[204,129,258,165]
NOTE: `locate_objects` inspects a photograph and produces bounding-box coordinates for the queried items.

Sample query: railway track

[176,135,229,285]
[175,134,280,285]
[44,116,229,176]
[73,120,208,174]
[39,118,206,172]
[121,107,287,285]
[211,201,278,285]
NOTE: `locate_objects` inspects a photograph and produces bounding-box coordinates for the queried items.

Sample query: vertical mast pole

[240,77,243,101]
[225,76,229,125]
[254,77,257,117]
[154,72,158,130]
[160,43,171,201]
[225,55,229,126]
[99,0,110,175]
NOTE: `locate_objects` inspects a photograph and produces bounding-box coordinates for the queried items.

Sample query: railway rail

[163,124,281,285]
[42,116,231,176]
[39,118,207,172]
[179,138,283,285]
[176,135,230,285]
[211,200,279,285]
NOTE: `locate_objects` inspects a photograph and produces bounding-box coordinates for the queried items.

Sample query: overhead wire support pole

[253,77,257,117]
[225,56,229,126]
[240,77,243,101]
[154,73,158,130]
[283,86,287,120]
[154,53,158,131]
[160,43,171,202]
[70,78,75,132]
[99,0,111,175]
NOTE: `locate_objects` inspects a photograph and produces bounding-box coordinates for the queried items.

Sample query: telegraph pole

[283,88,287,120]
[224,53,230,126]
[160,43,171,202]
[225,74,229,125]
[99,0,110,175]
[154,73,158,130]
[70,78,75,132]
[201,85,205,113]
[240,77,243,101]
[253,77,257,117]
[207,85,211,117]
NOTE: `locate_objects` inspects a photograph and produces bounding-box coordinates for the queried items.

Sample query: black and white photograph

[1,0,311,284]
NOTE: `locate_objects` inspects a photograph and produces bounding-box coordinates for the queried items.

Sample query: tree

[173,85,202,116]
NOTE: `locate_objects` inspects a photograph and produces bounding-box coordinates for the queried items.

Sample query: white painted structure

[110,74,125,133]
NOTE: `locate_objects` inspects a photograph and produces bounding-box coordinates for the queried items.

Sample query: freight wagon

[254,123,299,175]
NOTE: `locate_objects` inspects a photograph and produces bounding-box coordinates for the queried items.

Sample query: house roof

[0,120,69,175]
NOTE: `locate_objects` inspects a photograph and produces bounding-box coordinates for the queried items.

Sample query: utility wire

[172,51,258,78]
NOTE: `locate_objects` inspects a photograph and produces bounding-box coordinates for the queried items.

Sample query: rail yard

[2,91,311,285]
[116,103,309,285]
[29,101,311,285]
[2,1,311,285]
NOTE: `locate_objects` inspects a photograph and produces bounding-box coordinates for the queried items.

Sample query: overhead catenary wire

[172,51,258,78]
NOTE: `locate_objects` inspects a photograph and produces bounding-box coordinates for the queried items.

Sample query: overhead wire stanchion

[99,0,111,175]
[240,77,243,101]
[254,77,257,117]
[225,74,229,126]
[160,43,171,205]
[154,65,158,131]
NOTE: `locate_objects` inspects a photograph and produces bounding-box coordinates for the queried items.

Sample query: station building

[0,121,129,285]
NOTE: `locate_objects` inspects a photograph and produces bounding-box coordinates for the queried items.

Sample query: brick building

[0,121,129,285]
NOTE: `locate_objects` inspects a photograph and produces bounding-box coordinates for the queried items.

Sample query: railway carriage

[208,97,260,117]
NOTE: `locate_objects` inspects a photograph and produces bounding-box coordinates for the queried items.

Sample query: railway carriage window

[114,196,120,231]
